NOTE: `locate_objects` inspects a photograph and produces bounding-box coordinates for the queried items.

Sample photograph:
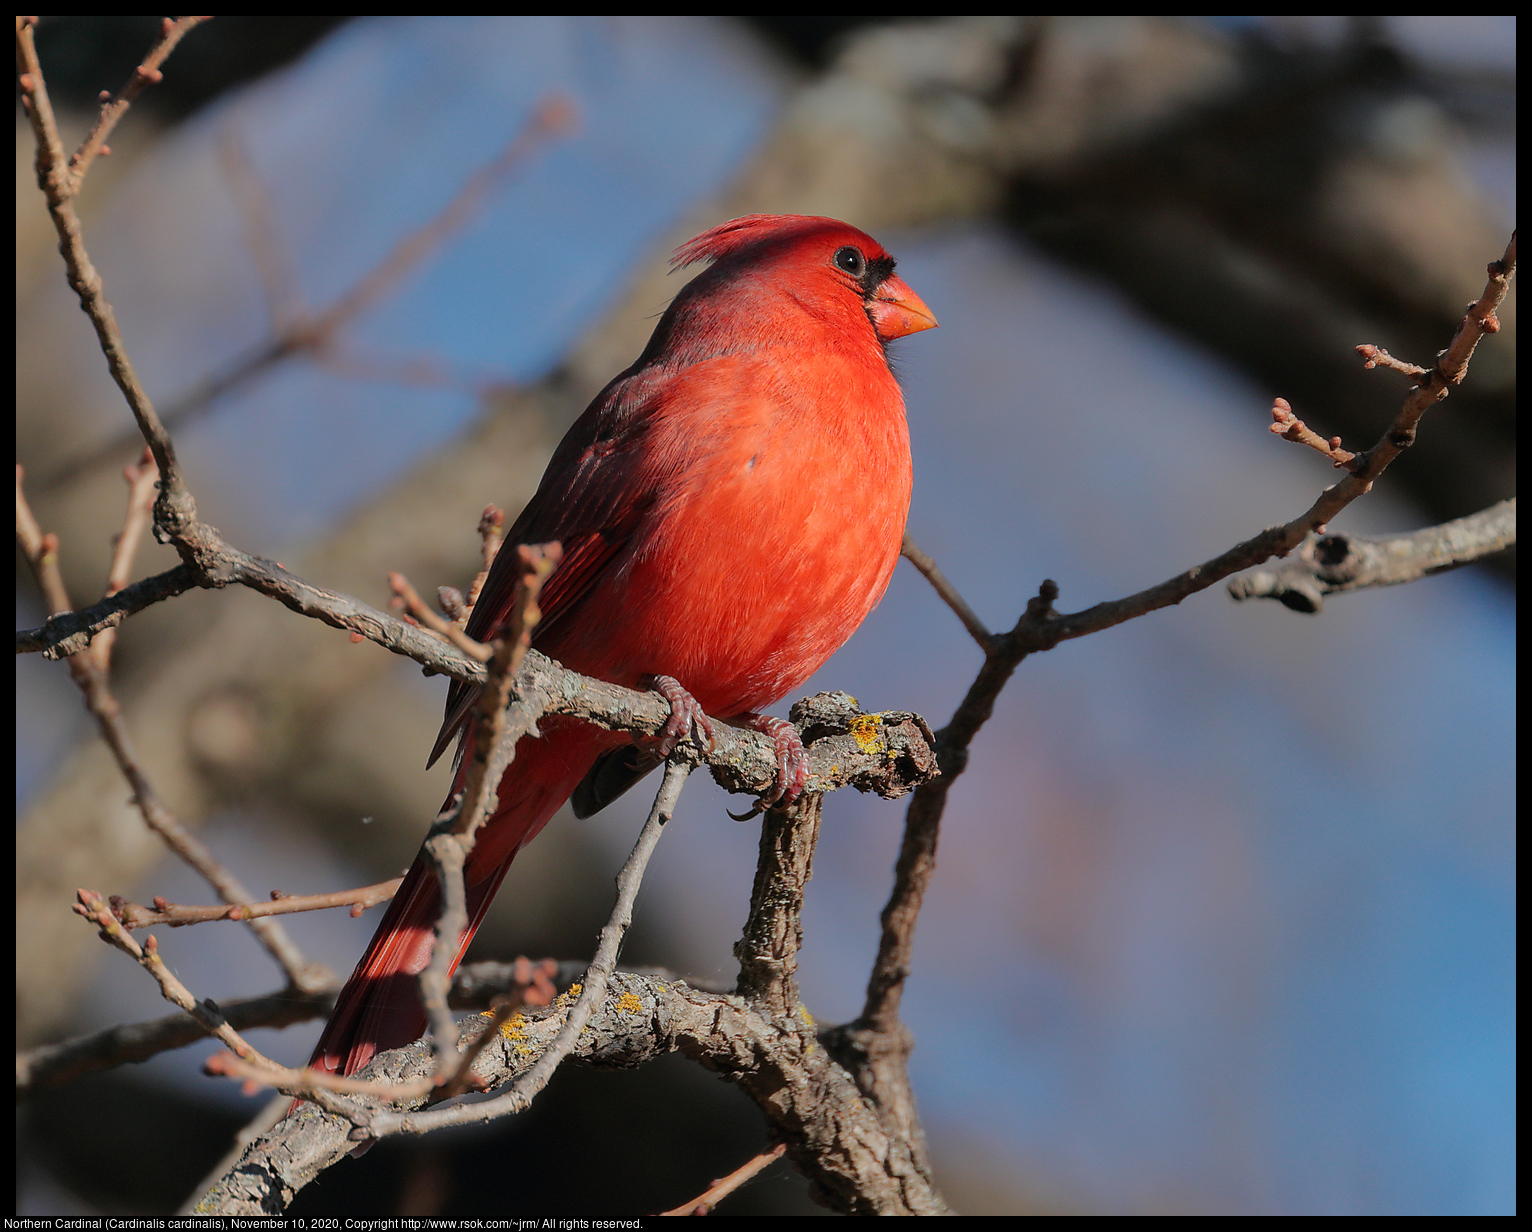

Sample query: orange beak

[867,274,938,341]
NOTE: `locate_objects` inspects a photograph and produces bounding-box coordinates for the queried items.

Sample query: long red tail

[309,718,613,1078]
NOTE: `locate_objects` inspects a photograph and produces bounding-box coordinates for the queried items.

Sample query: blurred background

[15,16,1514,1217]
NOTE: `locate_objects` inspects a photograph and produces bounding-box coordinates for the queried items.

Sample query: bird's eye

[833,246,866,277]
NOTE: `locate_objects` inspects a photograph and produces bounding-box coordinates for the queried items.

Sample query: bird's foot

[643,674,716,758]
[726,713,809,820]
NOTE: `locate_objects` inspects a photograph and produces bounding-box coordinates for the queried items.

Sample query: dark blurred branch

[1228,498,1516,613]
[997,19,1517,542]
[218,123,307,334]
[17,983,337,1096]
[41,92,578,490]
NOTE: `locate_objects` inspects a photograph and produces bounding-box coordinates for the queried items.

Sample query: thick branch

[734,794,823,1022]
[1228,499,1517,613]
[18,958,616,1096]
[192,972,948,1216]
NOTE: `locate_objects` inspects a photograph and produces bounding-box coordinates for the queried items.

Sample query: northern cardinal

[309,214,936,1080]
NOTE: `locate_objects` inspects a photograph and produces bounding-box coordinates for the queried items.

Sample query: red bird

[310,214,937,1080]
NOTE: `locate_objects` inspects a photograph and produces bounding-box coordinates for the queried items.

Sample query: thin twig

[418,544,560,1079]
[111,877,404,930]
[1354,344,1429,382]
[91,448,159,671]
[389,570,492,662]
[1268,397,1357,469]
[1017,232,1516,653]
[64,16,212,196]
[73,889,286,1070]
[901,532,993,651]
[449,543,562,844]
[17,18,197,543]
[463,504,506,618]
[659,1142,787,1216]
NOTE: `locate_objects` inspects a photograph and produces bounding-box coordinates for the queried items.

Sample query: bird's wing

[428,365,676,767]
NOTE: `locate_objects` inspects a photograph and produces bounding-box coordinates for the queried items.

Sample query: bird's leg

[642,674,716,757]
[734,713,809,809]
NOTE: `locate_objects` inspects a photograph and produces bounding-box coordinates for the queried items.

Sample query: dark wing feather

[427,366,670,767]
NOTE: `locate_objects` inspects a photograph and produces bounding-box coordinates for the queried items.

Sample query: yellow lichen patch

[849,713,885,755]
[797,1004,816,1052]
[616,991,644,1015]
[499,1012,528,1041]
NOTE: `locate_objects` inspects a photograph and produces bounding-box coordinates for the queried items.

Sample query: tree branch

[41,94,578,490]
[835,232,1517,1191]
[191,971,949,1216]
[62,16,212,196]
[17,475,329,993]
[361,757,693,1139]
[1228,499,1516,613]
[109,878,405,931]
[20,958,609,1096]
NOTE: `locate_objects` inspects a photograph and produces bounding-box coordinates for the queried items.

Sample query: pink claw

[643,675,716,757]
[740,713,809,808]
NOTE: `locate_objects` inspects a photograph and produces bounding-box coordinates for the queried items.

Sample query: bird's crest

[671,214,870,270]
